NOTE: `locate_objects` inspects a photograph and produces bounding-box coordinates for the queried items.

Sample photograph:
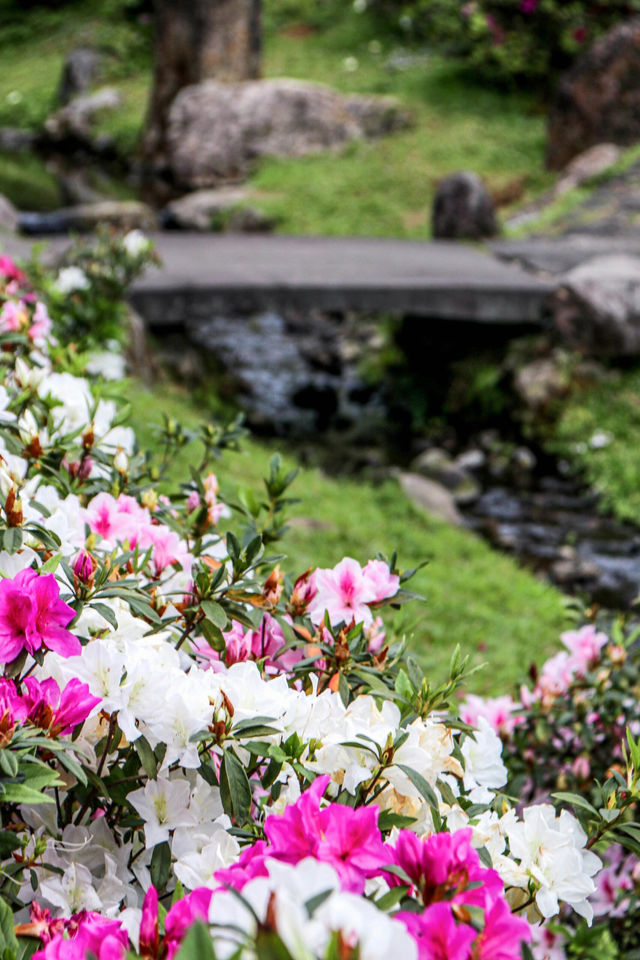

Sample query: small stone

[396,472,464,526]
[432,172,497,241]
[451,475,481,506]
[57,47,104,106]
[454,449,486,472]
[511,447,537,472]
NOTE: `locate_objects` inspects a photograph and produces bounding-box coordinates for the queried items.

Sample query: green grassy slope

[123,378,569,695]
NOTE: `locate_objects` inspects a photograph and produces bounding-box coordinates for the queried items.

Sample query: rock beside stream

[551,254,640,357]
[165,79,412,188]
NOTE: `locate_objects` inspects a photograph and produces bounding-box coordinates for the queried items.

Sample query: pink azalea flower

[561,624,607,674]
[472,897,531,958]
[0,255,26,283]
[186,490,201,513]
[0,300,24,333]
[21,677,100,736]
[530,926,567,960]
[362,559,400,602]
[0,677,29,725]
[398,903,476,960]
[308,557,378,627]
[84,493,134,543]
[32,912,127,960]
[263,775,390,892]
[29,302,52,345]
[214,839,270,890]
[165,888,213,958]
[460,694,520,737]
[390,828,502,910]
[0,568,79,663]
[139,885,159,958]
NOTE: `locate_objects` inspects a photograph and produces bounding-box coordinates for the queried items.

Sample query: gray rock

[396,472,464,526]
[45,87,122,142]
[57,46,104,106]
[551,254,640,357]
[432,172,497,241]
[0,194,18,233]
[164,188,273,232]
[165,79,412,188]
[547,19,640,169]
[411,447,480,503]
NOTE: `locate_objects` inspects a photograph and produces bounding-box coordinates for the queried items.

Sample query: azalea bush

[462,620,640,956]
[0,240,639,960]
[366,0,640,87]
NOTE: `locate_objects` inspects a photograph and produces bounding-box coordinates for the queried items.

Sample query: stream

[154,307,640,613]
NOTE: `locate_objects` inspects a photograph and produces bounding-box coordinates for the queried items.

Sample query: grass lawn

[121,377,569,696]
[0,0,553,235]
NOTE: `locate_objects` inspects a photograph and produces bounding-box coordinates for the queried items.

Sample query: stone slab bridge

[2,232,554,326]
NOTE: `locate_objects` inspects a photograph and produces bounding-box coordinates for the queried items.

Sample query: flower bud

[113,448,129,474]
[74,550,96,585]
[0,465,14,499]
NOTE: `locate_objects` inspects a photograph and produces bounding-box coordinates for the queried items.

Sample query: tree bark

[141,0,261,182]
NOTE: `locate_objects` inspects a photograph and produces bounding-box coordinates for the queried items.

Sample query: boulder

[57,47,104,106]
[45,87,122,142]
[547,19,640,170]
[396,472,464,526]
[163,188,273,232]
[432,172,497,241]
[0,194,18,233]
[551,255,640,357]
[165,79,411,188]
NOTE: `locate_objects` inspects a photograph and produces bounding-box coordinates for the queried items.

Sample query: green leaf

[552,792,598,816]
[0,749,19,778]
[219,750,252,825]
[3,527,23,553]
[0,895,19,955]
[0,782,57,805]
[150,841,172,892]
[0,832,21,858]
[135,736,158,780]
[40,554,62,574]
[174,921,216,960]
[374,884,410,911]
[89,602,119,630]
[201,600,228,631]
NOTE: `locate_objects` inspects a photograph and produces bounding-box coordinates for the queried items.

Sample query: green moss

[121,377,569,695]
[548,367,640,525]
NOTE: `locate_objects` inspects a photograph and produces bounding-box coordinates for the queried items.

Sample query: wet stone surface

[464,475,640,609]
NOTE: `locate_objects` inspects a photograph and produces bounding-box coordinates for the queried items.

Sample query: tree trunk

[141,0,261,183]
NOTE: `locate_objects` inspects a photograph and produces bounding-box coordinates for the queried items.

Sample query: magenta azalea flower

[398,903,476,960]
[21,677,100,736]
[263,775,390,892]
[0,568,79,663]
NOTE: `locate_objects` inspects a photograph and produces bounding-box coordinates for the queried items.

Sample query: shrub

[367,0,640,88]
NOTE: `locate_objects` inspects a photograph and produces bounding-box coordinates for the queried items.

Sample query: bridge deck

[2,232,553,324]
